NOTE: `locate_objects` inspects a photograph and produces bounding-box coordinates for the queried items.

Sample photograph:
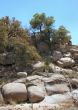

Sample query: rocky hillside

[0,45,78,110]
[0,16,78,110]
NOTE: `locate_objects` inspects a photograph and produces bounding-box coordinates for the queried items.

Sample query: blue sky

[0,0,78,44]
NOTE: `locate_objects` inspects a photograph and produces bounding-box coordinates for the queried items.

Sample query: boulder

[57,57,75,68]
[63,52,71,57]
[49,63,76,74]
[43,74,66,84]
[27,75,44,86]
[70,79,78,89]
[27,75,43,81]
[13,78,27,84]
[0,52,15,65]
[33,61,45,69]
[49,63,63,73]
[72,66,78,71]
[40,93,72,104]
[46,84,70,95]
[52,51,63,62]
[28,86,45,103]
[73,53,78,60]
[17,72,27,78]
[1,83,27,103]
[72,89,78,105]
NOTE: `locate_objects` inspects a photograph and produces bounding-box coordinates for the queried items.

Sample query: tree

[52,25,71,48]
[0,16,41,68]
[30,13,45,33]
[30,13,55,33]
[30,13,55,49]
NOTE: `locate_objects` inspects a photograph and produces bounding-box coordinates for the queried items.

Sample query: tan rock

[2,83,27,103]
[28,86,45,103]
[57,57,75,68]
[46,84,70,95]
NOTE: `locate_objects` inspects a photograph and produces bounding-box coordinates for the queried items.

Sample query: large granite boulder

[17,72,27,78]
[28,86,45,103]
[1,83,27,103]
[70,79,78,89]
[0,52,15,65]
[57,57,75,68]
[72,89,78,105]
[40,93,72,104]
[63,52,72,57]
[73,53,78,60]
[46,84,70,95]
[52,51,63,62]
[33,61,45,69]
[43,74,66,84]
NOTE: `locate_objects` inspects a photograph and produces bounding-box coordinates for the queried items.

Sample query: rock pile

[0,71,78,109]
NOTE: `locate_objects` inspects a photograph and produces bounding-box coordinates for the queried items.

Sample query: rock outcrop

[57,57,75,68]
[52,51,63,62]
[28,86,45,103]
[1,83,27,103]
[46,84,70,95]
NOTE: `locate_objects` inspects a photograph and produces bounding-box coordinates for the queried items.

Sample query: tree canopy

[0,14,72,65]
[0,16,41,67]
[30,13,55,33]
[52,25,71,45]
[30,13,72,50]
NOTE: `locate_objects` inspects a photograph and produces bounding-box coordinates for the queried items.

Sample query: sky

[0,0,78,45]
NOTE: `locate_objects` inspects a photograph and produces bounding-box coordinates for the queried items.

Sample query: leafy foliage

[51,25,71,50]
[30,13,72,52]
[0,16,41,67]
[30,13,55,33]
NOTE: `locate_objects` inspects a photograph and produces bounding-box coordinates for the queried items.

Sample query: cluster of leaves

[30,13,72,50]
[30,13,55,32]
[0,16,41,66]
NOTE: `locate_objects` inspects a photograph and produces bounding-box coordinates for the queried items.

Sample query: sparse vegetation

[0,14,78,110]
[0,16,41,68]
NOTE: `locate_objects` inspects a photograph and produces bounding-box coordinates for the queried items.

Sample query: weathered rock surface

[17,72,27,78]
[40,93,72,104]
[33,61,45,69]
[63,52,71,57]
[43,74,66,84]
[46,84,70,95]
[72,89,78,105]
[28,86,45,103]
[1,83,27,103]
[70,78,78,89]
[0,103,70,110]
[52,51,63,62]
[13,78,27,84]
[57,57,75,68]
[73,53,78,60]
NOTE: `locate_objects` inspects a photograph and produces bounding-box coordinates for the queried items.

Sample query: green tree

[30,13,55,49]
[30,13,55,33]
[52,25,71,48]
[0,16,41,68]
